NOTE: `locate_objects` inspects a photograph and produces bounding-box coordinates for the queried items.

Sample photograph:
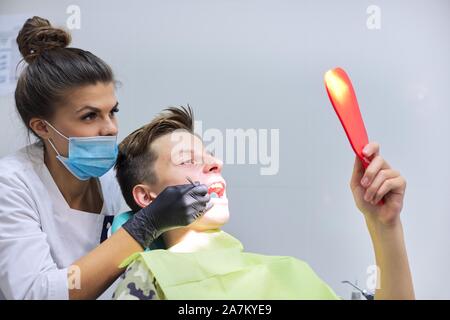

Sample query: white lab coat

[0,142,123,299]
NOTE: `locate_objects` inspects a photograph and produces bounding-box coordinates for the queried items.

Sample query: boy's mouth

[208,182,225,198]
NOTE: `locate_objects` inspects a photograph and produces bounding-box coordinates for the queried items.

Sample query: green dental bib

[120,230,339,300]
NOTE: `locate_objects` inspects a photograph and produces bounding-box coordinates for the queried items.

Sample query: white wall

[0,0,449,299]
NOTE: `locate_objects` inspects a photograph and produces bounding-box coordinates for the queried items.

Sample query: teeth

[208,182,225,199]
[209,182,223,189]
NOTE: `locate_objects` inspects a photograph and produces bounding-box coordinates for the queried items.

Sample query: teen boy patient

[112,106,414,300]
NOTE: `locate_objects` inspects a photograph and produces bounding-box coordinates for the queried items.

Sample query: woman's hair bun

[16,16,72,64]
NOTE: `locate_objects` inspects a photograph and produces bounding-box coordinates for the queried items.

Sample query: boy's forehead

[152,131,204,158]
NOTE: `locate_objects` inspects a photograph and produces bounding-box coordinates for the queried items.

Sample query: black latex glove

[122,182,212,249]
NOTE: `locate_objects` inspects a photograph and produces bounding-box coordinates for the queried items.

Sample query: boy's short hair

[115,106,194,212]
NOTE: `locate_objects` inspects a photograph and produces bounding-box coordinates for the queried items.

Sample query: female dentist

[0,16,211,300]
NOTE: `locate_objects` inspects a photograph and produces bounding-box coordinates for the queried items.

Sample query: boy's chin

[190,206,230,231]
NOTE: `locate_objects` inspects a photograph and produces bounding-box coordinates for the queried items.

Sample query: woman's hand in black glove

[122,182,212,249]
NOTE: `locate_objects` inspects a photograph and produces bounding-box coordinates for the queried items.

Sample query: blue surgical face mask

[45,121,118,181]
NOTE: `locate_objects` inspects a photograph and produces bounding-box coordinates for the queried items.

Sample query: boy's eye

[180,158,196,165]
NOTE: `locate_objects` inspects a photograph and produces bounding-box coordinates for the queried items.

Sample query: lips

[208,182,225,198]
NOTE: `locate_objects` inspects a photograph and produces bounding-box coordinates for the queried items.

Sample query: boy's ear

[132,184,158,209]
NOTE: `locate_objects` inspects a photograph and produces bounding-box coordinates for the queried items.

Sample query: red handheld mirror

[324,67,370,168]
[324,67,384,205]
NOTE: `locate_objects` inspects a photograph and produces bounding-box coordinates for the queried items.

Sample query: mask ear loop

[47,137,61,157]
[44,120,69,140]
[44,120,68,157]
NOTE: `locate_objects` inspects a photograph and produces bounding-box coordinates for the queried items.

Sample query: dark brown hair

[15,16,114,138]
[115,106,194,212]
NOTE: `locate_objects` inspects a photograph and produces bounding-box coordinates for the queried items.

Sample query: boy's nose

[203,155,223,174]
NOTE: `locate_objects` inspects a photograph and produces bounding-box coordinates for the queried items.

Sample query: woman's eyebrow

[76,106,97,113]
[76,101,119,113]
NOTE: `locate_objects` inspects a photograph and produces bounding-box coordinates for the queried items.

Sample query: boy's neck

[163,227,218,253]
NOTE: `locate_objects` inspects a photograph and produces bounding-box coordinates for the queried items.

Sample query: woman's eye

[110,107,119,117]
[82,112,97,121]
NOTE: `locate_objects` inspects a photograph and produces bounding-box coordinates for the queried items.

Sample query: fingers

[350,155,365,188]
[188,190,210,204]
[363,169,399,204]
[351,142,382,188]
[191,184,208,196]
[360,155,390,188]
[192,201,215,219]
[193,193,211,204]
[362,142,380,160]
[372,176,406,204]
[170,183,208,197]
[188,191,211,213]
[169,183,199,195]
[205,201,214,212]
